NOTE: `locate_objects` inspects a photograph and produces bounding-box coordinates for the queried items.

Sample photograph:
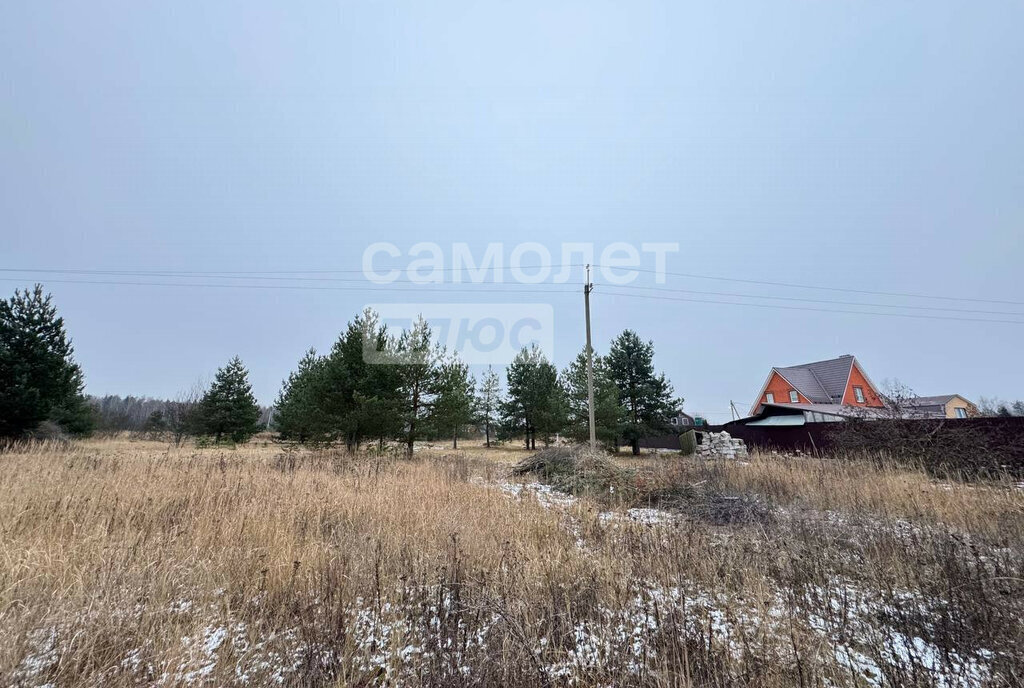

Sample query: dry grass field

[1,437,1022,687]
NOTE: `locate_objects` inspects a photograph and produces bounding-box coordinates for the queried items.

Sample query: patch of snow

[599,508,676,526]
[10,627,59,684]
[496,481,578,509]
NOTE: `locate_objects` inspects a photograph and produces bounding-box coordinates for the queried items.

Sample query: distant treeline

[88,394,273,436]
[977,397,1024,417]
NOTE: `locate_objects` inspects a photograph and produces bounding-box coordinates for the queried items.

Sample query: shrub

[511,446,635,498]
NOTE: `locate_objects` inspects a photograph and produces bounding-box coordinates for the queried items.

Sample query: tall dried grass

[0,438,1021,686]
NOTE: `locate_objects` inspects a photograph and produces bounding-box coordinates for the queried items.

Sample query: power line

[606,283,1024,317]
[0,277,580,296]
[4,263,1020,307]
[594,265,1024,307]
[4,273,1021,325]
[12,269,1013,316]
[4,276,1021,325]
[599,288,1024,326]
[0,264,585,278]
[2,270,514,285]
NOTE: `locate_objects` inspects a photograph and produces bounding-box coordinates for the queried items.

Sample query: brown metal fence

[718,416,1024,477]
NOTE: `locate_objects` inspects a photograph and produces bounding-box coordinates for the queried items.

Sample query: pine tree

[272,309,406,450]
[274,348,331,444]
[319,315,370,448]
[475,366,502,448]
[195,356,262,444]
[501,345,566,449]
[563,348,625,449]
[351,314,405,449]
[316,308,401,449]
[606,329,677,455]
[395,315,442,455]
[0,285,92,438]
[432,355,475,449]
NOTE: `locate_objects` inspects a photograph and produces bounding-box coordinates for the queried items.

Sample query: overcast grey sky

[2,2,1022,421]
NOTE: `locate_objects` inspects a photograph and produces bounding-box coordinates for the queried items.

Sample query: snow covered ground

[8,476,1013,687]
[477,477,1003,687]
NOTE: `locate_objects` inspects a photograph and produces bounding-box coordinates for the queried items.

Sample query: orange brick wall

[841,363,884,407]
[759,371,811,408]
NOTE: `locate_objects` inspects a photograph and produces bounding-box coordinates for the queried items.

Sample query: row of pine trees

[273,308,679,454]
[1,286,679,453]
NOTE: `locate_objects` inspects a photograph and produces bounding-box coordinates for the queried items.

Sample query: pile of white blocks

[696,431,748,459]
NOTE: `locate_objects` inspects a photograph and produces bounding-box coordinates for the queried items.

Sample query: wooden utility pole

[584,265,596,449]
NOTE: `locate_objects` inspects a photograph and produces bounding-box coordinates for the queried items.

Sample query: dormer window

[789,390,799,403]
[854,386,865,403]
[765,392,775,404]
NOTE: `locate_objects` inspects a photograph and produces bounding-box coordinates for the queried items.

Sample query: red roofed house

[749,354,884,416]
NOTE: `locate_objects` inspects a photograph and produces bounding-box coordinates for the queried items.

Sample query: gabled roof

[775,355,856,404]
[905,394,961,406]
